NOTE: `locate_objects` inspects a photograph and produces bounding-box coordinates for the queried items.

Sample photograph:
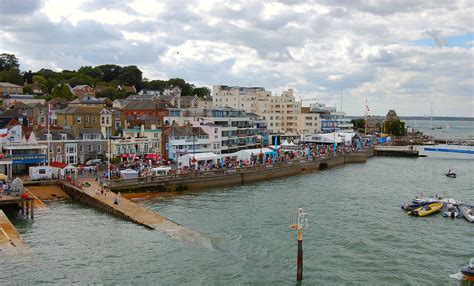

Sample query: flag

[0,128,7,138]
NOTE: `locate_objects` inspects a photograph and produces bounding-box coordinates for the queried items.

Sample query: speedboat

[441,203,461,218]
[461,259,474,281]
[460,204,474,223]
[408,202,443,217]
[445,172,456,178]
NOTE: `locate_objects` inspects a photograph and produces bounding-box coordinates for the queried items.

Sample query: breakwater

[106,150,373,192]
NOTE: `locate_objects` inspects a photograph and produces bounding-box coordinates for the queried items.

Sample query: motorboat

[445,172,456,178]
[461,259,474,281]
[412,196,442,204]
[460,204,474,223]
[408,202,443,217]
[441,203,461,218]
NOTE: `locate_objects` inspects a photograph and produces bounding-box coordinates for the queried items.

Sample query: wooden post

[297,231,303,281]
[31,200,34,219]
[26,201,29,217]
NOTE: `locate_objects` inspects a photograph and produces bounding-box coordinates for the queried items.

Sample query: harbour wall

[106,150,373,193]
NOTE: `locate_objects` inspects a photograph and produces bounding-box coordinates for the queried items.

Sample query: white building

[212,85,301,135]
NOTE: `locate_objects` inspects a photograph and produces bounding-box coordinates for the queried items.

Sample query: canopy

[0,173,8,180]
[178,152,220,167]
[303,132,355,144]
[120,168,138,179]
[230,148,275,161]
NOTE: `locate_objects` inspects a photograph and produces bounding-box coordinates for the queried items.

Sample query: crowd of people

[95,140,374,180]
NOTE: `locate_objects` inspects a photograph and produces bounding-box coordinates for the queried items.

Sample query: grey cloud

[0,0,42,15]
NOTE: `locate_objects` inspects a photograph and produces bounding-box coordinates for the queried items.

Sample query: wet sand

[28,185,70,201]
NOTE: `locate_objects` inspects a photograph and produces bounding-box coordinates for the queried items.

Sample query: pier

[374,146,419,157]
[0,210,27,249]
[56,179,209,245]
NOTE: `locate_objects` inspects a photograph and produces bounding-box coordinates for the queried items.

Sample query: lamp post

[107,126,111,181]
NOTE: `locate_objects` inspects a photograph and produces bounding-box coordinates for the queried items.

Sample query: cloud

[0,0,473,116]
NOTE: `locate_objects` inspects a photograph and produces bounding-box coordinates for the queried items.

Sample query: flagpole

[47,103,51,166]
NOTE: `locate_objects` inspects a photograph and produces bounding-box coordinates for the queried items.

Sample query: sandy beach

[27,185,70,201]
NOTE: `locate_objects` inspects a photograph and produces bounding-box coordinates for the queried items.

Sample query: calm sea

[1,119,472,285]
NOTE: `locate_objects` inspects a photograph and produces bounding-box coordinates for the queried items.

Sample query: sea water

[1,122,473,285]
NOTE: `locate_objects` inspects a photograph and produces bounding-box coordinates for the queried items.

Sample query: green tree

[97,64,122,82]
[51,83,74,100]
[46,78,58,93]
[384,120,406,136]
[118,65,142,89]
[78,66,103,80]
[0,53,19,71]
[192,87,210,97]
[143,79,167,91]
[24,85,33,94]
[96,88,118,100]
[69,74,94,87]
[0,68,22,85]
[351,118,365,130]
[167,78,194,96]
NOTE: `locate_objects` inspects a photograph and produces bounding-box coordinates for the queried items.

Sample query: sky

[0,0,473,117]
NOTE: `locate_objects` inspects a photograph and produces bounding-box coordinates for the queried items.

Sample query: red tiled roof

[50,161,67,168]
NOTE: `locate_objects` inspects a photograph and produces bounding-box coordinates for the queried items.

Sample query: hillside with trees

[0,53,211,100]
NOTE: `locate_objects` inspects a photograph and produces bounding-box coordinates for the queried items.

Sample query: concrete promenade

[57,179,210,246]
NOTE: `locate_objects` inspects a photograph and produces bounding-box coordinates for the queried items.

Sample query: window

[88,145,93,152]
[56,154,62,162]
[57,146,61,153]
[39,169,46,174]
[77,116,82,124]
[97,145,101,153]
[68,156,76,164]
[93,116,97,123]
[60,134,67,140]
[106,117,110,124]
[85,116,90,124]
[101,117,105,124]
[115,121,120,128]
[39,109,44,115]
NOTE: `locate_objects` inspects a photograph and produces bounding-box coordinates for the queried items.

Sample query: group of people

[95,139,374,180]
[95,185,121,207]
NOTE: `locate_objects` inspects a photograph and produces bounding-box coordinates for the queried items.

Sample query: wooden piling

[297,231,303,281]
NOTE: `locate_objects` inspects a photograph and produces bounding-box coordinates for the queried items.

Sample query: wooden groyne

[105,150,373,193]
[56,179,210,245]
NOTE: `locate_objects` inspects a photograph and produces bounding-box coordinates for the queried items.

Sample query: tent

[178,152,220,167]
[303,132,355,145]
[230,148,275,161]
[151,166,172,176]
[120,169,139,179]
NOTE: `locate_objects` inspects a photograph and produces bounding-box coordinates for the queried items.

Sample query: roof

[56,106,103,115]
[35,128,77,140]
[3,94,35,99]
[0,110,28,118]
[50,161,68,169]
[0,82,22,88]
[124,99,175,110]
[166,126,207,137]
[118,85,136,92]
[72,85,92,90]
[126,94,156,101]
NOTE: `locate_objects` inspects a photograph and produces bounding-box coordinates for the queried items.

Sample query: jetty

[374,146,419,157]
[56,179,210,245]
[0,210,27,249]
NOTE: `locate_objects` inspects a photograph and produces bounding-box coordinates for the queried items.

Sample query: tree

[97,64,122,82]
[0,53,19,71]
[118,65,142,89]
[384,120,406,136]
[69,74,94,87]
[143,79,166,91]
[51,83,74,100]
[24,85,33,94]
[78,66,103,80]
[351,118,365,130]
[0,68,22,85]
[192,87,210,98]
[96,88,118,100]
[167,78,194,96]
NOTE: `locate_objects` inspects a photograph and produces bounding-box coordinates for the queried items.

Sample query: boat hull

[408,202,443,217]
[460,204,474,223]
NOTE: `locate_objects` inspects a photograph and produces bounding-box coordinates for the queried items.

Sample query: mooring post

[297,231,303,281]
[26,201,29,217]
[31,200,34,219]
[290,208,309,282]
